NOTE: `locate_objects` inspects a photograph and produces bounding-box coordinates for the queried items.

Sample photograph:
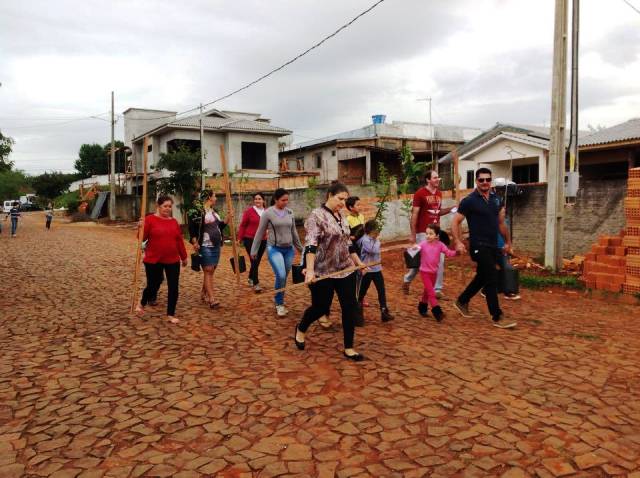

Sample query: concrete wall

[281,145,339,183]
[123,109,176,148]
[510,179,627,258]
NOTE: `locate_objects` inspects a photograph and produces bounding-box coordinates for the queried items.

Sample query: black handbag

[230,255,247,273]
[404,248,421,269]
[191,253,202,272]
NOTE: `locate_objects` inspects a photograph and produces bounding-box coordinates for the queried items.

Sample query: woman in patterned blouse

[294,182,367,361]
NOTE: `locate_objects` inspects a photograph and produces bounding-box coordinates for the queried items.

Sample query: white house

[123,108,292,190]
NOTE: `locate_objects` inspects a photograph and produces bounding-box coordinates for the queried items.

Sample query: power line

[622,0,640,14]
[132,0,387,122]
[2,114,110,130]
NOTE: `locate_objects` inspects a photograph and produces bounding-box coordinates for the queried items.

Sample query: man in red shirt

[403,170,454,296]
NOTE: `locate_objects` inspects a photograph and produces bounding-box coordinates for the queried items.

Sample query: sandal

[134,305,145,317]
[343,351,365,362]
[209,300,221,309]
[167,316,180,324]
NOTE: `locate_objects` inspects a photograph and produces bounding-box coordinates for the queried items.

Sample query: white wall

[123,109,176,148]
[226,132,281,173]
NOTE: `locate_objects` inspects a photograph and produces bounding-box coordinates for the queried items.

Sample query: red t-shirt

[143,214,188,264]
[413,187,442,233]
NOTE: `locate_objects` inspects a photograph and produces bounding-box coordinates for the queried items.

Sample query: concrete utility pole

[200,103,205,190]
[545,0,569,271]
[569,0,580,174]
[417,98,435,169]
[109,91,116,221]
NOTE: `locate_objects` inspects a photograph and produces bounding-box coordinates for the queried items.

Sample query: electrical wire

[131,0,387,122]
[622,0,640,15]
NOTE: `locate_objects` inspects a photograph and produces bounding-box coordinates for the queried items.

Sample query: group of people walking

[135,166,517,358]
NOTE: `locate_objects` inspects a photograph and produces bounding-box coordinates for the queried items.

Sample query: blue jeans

[267,245,294,305]
[11,218,18,236]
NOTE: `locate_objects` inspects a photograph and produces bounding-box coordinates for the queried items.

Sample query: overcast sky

[1,0,639,175]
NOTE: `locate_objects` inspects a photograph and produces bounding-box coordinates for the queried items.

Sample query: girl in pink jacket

[416,224,457,321]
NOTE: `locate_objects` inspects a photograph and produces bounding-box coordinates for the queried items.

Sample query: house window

[241,142,267,170]
[313,153,322,169]
[147,144,152,152]
[512,164,539,184]
[286,159,298,171]
[167,139,200,154]
[332,150,336,157]
[466,170,475,189]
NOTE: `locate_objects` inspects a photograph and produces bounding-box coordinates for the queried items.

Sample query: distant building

[279,116,481,185]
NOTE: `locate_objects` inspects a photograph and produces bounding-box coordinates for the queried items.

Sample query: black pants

[358,271,387,309]
[141,262,180,316]
[458,247,502,318]
[298,272,357,349]
[45,218,52,229]
[243,238,266,285]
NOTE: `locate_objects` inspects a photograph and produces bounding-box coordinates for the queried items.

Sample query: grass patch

[520,274,583,290]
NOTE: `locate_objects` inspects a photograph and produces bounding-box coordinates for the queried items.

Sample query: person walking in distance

[251,188,303,317]
[9,202,21,237]
[45,208,53,230]
[135,195,188,324]
[295,182,367,361]
[403,171,454,297]
[238,192,267,293]
[450,168,517,328]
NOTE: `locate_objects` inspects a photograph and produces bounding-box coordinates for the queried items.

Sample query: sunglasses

[477,178,492,183]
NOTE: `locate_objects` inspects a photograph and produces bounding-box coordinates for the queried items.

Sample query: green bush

[520,274,583,290]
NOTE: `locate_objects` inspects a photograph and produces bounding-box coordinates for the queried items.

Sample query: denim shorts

[200,245,220,267]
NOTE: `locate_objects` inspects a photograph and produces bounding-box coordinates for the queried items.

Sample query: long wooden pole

[453,148,461,205]
[130,136,149,313]
[270,262,381,295]
[219,145,241,284]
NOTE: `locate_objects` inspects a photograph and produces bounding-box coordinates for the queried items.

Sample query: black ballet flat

[343,352,365,362]
[294,325,305,350]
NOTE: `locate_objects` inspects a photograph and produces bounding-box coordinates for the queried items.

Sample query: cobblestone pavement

[1,213,640,478]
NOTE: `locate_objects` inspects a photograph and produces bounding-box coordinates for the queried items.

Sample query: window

[466,170,475,189]
[512,164,539,184]
[241,142,267,170]
[147,144,152,152]
[331,150,336,157]
[167,139,199,154]
[314,153,322,169]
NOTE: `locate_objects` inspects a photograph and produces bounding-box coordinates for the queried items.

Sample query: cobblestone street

[1,212,639,478]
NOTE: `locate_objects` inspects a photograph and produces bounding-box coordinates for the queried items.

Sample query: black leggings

[298,272,358,349]
[358,271,387,309]
[458,247,502,318]
[243,238,266,285]
[142,262,180,316]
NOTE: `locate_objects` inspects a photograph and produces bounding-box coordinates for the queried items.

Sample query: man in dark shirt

[451,168,516,328]
[9,202,21,237]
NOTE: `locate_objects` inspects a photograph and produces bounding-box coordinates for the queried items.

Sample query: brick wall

[510,179,627,258]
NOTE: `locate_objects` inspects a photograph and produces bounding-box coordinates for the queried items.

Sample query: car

[20,203,43,212]
[3,200,17,213]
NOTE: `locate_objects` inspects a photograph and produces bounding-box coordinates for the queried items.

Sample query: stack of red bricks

[622,167,640,294]
[582,233,627,292]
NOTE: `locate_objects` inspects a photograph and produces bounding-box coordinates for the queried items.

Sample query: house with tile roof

[123,107,292,189]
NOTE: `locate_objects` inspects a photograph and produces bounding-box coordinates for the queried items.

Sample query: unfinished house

[279,116,481,185]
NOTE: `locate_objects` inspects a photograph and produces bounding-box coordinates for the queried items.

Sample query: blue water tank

[372,115,386,124]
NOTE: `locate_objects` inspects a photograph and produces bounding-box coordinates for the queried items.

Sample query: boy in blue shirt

[357,220,394,323]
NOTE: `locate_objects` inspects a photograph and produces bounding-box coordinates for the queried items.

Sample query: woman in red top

[237,192,267,293]
[135,195,188,324]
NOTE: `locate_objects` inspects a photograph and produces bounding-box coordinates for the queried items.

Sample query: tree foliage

[373,162,395,231]
[398,145,425,218]
[153,146,203,219]
[30,172,78,200]
[0,170,29,202]
[0,130,15,173]
[74,141,125,178]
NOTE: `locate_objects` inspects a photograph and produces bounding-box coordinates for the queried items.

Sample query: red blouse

[143,214,188,264]
[237,206,266,240]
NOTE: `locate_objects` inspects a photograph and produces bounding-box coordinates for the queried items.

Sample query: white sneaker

[276,305,288,317]
[247,278,254,287]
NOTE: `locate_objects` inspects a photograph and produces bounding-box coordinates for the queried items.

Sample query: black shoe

[344,352,365,362]
[432,305,444,322]
[454,300,472,318]
[294,325,305,350]
[418,302,428,317]
[381,307,394,322]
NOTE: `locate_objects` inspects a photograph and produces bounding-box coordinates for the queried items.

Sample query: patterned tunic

[305,205,355,278]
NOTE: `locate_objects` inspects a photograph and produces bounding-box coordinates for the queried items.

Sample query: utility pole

[109,91,116,221]
[417,98,435,169]
[545,0,569,271]
[569,0,579,175]
[200,103,205,190]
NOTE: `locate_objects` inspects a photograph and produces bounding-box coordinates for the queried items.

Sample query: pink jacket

[419,240,456,273]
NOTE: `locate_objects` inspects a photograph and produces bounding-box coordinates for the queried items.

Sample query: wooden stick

[453,148,461,205]
[269,262,381,295]
[130,136,149,313]
[219,145,241,284]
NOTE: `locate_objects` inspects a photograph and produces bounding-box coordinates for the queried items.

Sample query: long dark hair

[326,181,349,198]
[156,195,173,206]
[271,188,289,206]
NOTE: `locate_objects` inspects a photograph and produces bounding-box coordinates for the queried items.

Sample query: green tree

[304,176,319,213]
[0,169,29,202]
[74,141,125,178]
[0,130,15,172]
[373,162,395,231]
[153,146,203,221]
[30,172,78,201]
[398,145,425,218]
